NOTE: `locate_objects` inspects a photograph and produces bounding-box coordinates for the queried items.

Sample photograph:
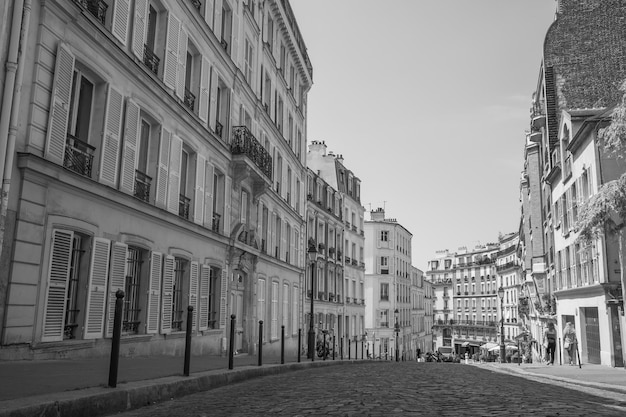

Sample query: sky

[289,0,558,270]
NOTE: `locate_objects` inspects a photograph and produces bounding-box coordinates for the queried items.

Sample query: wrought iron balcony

[143,44,160,75]
[134,170,152,202]
[64,134,95,177]
[178,194,191,219]
[231,126,273,180]
[215,121,223,138]
[220,38,228,51]
[189,0,201,10]
[184,87,195,111]
[74,0,108,25]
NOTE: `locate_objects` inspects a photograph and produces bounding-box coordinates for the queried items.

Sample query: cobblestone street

[109,362,626,416]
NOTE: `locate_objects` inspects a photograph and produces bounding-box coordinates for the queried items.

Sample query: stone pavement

[1,355,625,417]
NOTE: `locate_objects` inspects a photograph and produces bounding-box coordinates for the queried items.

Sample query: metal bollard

[281,325,285,364]
[298,328,301,363]
[348,338,351,360]
[333,335,336,360]
[258,320,263,366]
[228,314,236,370]
[323,332,326,361]
[108,290,124,388]
[340,337,343,360]
[361,339,364,360]
[183,305,194,376]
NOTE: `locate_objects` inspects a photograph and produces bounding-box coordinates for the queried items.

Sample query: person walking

[543,322,557,365]
[563,322,578,365]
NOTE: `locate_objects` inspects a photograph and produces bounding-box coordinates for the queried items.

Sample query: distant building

[495,233,522,343]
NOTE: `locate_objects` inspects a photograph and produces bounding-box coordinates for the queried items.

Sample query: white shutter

[282,219,287,261]
[119,99,140,194]
[84,238,111,339]
[45,43,74,166]
[176,27,188,100]
[205,0,215,29]
[219,268,228,328]
[112,0,130,45]
[189,261,199,330]
[199,265,210,331]
[132,0,149,58]
[167,135,183,214]
[208,69,218,132]
[155,128,170,208]
[231,1,240,61]
[99,86,124,187]
[42,230,74,342]
[194,154,206,225]
[105,242,128,338]
[224,176,232,235]
[214,0,223,41]
[161,255,175,334]
[163,13,181,90]
[204,162,215,228]
[198,57,211,123]
[146,251,162,334]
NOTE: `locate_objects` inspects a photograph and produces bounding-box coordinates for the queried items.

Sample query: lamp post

[498,285,505,364]
[307,241,317,360]
[394,308,400,362]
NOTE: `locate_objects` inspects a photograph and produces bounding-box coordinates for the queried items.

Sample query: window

[286,223,291,263]
[279,42,286,73]
[171,258,188,331]
[258,278,266,340]
[381,256,389,274]
[123,246,145,335]
[275,215,282,258]
[271,281,279,339]
[244,38,254,84]
[282,283,289,331]
[261,205,269,253]
[212,170,225,233]
[215,80,230,139]
[287,166,292,205]
[292,285,298,334]
[205,266,220,329]
[275,153,282,194]
[380,309,389,328]
[220,3,233,53]
[266,15,274,47]
[135,0,167,77]
[380,231,388,241]
[380,283,389,301]
[183,40,201,113]
[277,96,284,133]
[63,232,89,340]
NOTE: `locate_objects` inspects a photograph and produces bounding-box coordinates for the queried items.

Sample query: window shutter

[45,43,75,166]
[161,255,175,334]
[132,0,148,58]
[105,242,128,338]
[155,128,171,208]
[119,99,140,194]
[199,57,211,123]
[224,176,232,235]
[176,27,188,100]
[189,261,199,330]
[567,188,573,232]
[282,219,287,261]
[208,68,218,132]
[194,154,205,225]
[84,238,111,339]
[205,0,215,29]
[146,251,162,334]
[204,162,215,228]
[42,229,74,342]
[112,0,130,45]
[214,2,222,42]
[231,2,240,61]
[99,86,124,187]
[219,269,228,328]
[199,264,210,331]
[163,13,181,90]
[167,135,183,214]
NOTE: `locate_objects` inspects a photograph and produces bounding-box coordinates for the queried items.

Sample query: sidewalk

[0,352,350,417]
[471,360,626,399]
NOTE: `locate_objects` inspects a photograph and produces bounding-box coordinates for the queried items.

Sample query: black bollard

[183,305,194,376]
[258,320,263,366]
[228,314,236,370]
[333,335,336,360]
[323,332,326,361]
[361,339,364,360]
[340,337,343,360]
[298,328,301,363]
[348,338,351,360]
[108,290,124,388]
[281,325,285,364]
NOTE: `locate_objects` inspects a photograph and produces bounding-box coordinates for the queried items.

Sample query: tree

[575,81,626,367]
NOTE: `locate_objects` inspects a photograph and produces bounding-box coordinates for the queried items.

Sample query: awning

[481,342,499,350]
[461,341,470,347]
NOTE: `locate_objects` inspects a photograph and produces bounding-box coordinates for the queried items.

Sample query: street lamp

[307,240,317,360]
[394,308,400,362]
[498,285,505,364]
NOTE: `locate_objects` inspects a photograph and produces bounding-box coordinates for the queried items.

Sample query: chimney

[308,140,327,155]
[370,207,385,221]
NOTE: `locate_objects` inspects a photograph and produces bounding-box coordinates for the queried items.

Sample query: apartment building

[495,233,522,343]
[0,0,312,360]
[521,0,626,367]
[427,250,455,354]
[364,208,412,360]
[410,266,431,358]
[307,140,366,355]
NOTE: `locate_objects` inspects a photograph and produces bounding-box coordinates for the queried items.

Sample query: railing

[215,121,223,138]
[134,170,152,202]
[220,38,228,51]
[64,134,95,177]
[496,261,519,272]
[143,44,160,75]
[184,87,195,111]
[74,0,108,25]
[179,195,191,219]
[231,126,273,180]
[189,0,201,10]
[563,154,572,179]
[345,256,351,264]
[212,212,221,233]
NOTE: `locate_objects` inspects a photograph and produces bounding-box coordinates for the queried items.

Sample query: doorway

[231,271,245,353]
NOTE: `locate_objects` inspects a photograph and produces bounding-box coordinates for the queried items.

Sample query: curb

[0,360,352,417]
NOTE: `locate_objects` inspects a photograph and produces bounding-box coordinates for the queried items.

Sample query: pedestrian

[543,322,557,365]
[563,322,578,365]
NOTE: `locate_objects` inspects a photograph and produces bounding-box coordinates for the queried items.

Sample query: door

[231,271,245,353]
[583,307,601,364]
[610,305,623,367]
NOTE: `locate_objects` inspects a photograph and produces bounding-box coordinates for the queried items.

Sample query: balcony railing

[143,44,160,75]
[179,195,191,219]
[74,0,108,25]
[220,38,228,51]
[212,212,221,233]
[215,121,223,138]
[231,126,273,180]
[134,170,152,202]
[184,87,195,111]
[189,0,201,10]
[64,134,95,177]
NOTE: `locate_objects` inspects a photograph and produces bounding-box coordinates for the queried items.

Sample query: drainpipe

[0,0,31,262]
